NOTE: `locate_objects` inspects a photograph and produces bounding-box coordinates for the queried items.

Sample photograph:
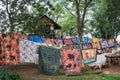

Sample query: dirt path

[8,64,120,80]
[102,64,120,75]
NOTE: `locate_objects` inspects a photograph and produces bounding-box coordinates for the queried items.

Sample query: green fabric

[38,46,60,75]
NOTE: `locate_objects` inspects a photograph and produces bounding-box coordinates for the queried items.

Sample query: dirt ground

[8,63,120,80]
[102,64,120,75]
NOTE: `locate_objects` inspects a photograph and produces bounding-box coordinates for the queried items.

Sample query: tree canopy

[0,0,120,39]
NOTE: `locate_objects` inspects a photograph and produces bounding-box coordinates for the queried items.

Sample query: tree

[90,0,120,39]
[0,0,27,33]
[0,0,54,36]
[51,0,92,41]
[75,0,92,43]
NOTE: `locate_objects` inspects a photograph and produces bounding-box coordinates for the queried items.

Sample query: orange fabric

[0,33,19,65]
[22,34,28,40]
[44,39,54,44]
[61,47,81,75]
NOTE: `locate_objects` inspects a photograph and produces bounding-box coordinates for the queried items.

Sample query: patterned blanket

[60,47,81,75]
[38,46,60,75]
[0,32,19,65]
[19,39,39,64]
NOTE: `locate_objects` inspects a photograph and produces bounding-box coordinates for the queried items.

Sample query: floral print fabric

[0,33,19,65]
[60,47,81,75]
[19,39,39,63]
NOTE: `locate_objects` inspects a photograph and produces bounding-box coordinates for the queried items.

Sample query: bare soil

[1,63,120,80]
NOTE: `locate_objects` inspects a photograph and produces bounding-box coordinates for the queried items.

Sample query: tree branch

[64,6,76,18]
[13,1,26,17]
[81,0,92,28]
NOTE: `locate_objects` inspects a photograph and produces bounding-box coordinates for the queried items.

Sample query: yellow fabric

[92,38,99,43]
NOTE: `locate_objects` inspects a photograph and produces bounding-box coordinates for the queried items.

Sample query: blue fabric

[83,37,88,43]
[71,37,78,44]
[28,36,35,42]
[28,36,43,43]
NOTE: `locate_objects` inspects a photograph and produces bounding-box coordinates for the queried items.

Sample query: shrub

[0,68,22,80]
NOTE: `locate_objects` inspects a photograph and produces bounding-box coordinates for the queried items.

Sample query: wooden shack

[39,15,61,38]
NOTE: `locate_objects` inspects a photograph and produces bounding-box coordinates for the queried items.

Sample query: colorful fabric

[92,38,99,43]
[0,32,19,65]
[19,39,39,63]
[81,49,97,64]
[71,37,78,45]
[22,34,28,40]
[100,40,108,49]
[92,42,101,49]
[44,38,54,44]
[107,39,115,48]
[61,47,81,75]
[38,46,60,75]
[88,38,92,43]
[54,39,63,45]
[63,39,73,45]
[83,37,88,43]
[28,36,43,43]
[82,43,92,49]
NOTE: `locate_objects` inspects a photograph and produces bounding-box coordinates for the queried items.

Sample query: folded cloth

[87,53,106,67]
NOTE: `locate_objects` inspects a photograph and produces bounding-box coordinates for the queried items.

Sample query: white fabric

[87,53,106,67]
[19,39,39,63]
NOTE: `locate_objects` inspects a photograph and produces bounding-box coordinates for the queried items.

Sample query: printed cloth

[28,36,43,43]
[92,42,101,49]
[71,37,78,45]
[19,39,40,63]
[82,43,92,49]
[61,47,81,75]
[83,37,88,43]
[0,32,19,65]
[81,49,97,64]
[100,40,108,49]
[63,39,73,45]
[87,53,106,67]
[44,38,54,44]
[107,39,115,48]
[92,38,99,43]
[38,46,60,75]
[54,39,63,45]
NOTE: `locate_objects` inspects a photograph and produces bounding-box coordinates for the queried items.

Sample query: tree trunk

[75,0,83,44]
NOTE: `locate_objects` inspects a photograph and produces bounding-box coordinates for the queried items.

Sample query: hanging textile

[54,39,63,45]
[44,38,54,44]
[92,38,99,43]
[63,39,73,45]
[100,40,108,49]
[60,46,81,75]
[0,32,19,65]
[92,42,101,49]
[71,37,78,45]
[92,38,101,49]
[28,36,43,43]
[0,34,2,65]
[107,39,115,48]
[38,46,60,75]
[81,49,97,64]
[82,43,92,49]
[19,39,39,63]
[83,37,88,43]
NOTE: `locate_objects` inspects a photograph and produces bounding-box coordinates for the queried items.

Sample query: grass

[29,73,120,80]
[1,64,120,80]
